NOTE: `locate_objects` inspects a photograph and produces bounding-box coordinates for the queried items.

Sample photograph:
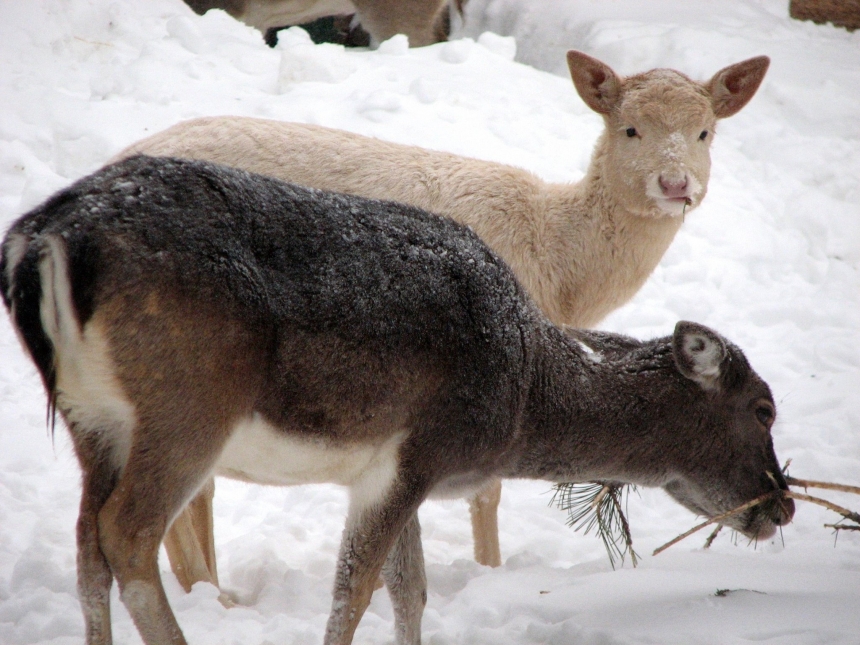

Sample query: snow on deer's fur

[115,50,770,581]
[1,156,793,645]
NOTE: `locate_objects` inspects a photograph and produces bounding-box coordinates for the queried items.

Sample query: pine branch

[550,482,639,569]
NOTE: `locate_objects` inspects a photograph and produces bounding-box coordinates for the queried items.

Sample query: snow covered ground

[1,0,859,643]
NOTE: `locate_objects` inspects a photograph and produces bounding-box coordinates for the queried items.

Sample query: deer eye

[755,403,775,427]
[699,130,709,141]
[626,127,638,138]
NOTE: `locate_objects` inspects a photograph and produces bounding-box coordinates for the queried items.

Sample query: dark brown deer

[1,156,793,645]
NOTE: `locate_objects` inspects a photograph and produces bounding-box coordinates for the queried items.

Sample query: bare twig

[784,491,860,525]
[652,491,779,556]
[785,476,860,496]
[703,524,723,549]
[825,524,860,532]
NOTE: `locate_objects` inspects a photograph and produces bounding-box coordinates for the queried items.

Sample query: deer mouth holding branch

[1,156,793,645]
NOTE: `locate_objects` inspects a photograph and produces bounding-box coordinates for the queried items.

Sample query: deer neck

[541,157,685,329]
[506,325,678,487]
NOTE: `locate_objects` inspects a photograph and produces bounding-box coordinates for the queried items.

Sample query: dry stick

[655,476,860,557]
[652,491,780,556]
[703,524,724,549]
[825,524,860,531]
[784,490,860,525]
[785,476,860,496]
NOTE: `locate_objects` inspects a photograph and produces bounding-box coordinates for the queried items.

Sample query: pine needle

[550,482,639,569]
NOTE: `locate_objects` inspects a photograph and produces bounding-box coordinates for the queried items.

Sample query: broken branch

[784,490,860,525]
[784,476,860,496]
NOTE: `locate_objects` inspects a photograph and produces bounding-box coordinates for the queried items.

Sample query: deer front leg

[469,478,502,567]
[325,477,429,645]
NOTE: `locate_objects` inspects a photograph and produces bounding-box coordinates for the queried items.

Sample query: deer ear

[567,50,623,115]
[707,56,770,118]
[673,321,728,390]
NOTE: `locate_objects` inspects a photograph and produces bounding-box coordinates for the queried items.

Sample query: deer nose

[659,175,689,198]
[773,495,795,525]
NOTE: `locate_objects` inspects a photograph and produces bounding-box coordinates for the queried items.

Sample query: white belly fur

[216,414,404,491]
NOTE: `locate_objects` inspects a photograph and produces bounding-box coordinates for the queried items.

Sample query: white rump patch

[39,236,136,471]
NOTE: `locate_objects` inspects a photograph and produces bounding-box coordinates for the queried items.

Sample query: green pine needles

[550,482,639,569]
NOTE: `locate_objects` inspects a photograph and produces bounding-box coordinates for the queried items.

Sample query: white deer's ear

[672,321,728,390]
[707,56,770,118]
[567,50,622,115]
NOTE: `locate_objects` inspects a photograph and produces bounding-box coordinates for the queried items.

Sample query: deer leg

[381,513,426,645]
[72,431,121,645]
[163,478,220,594]
[352,0,447,47]
[325,477,429,645]
[96,425,226,645]
[468,478,502,567]
[188,478,218,585]
[163,507,214,593]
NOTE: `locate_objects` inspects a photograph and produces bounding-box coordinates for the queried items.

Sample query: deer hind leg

[468,478,502,567]
[96,422,229,645]
[381,513,426,645]
[73,431,121,645]
[163,478,219,591]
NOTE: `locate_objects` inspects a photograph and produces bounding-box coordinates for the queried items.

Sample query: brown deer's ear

[707,55,770,119]
[672,321,728,390]
[567,50,623,115]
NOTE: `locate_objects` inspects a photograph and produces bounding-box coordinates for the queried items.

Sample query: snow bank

[1,1,858,643]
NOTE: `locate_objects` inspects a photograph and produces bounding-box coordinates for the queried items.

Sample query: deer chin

[727,511,778,540]
[652,195,694,217]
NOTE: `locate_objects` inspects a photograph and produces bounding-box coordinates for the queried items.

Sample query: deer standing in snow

[115,50,771,588]
[1,155,793,645]
[183,0,464,47]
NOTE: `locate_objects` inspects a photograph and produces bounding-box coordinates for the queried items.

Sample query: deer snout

[772,494,795,526]
[659,174,689,199]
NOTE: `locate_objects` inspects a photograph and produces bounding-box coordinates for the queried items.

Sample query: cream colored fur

[115,49,769,579]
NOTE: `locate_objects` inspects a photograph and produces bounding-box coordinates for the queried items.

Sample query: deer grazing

[1,156,794,645]
[115,50,772,583]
